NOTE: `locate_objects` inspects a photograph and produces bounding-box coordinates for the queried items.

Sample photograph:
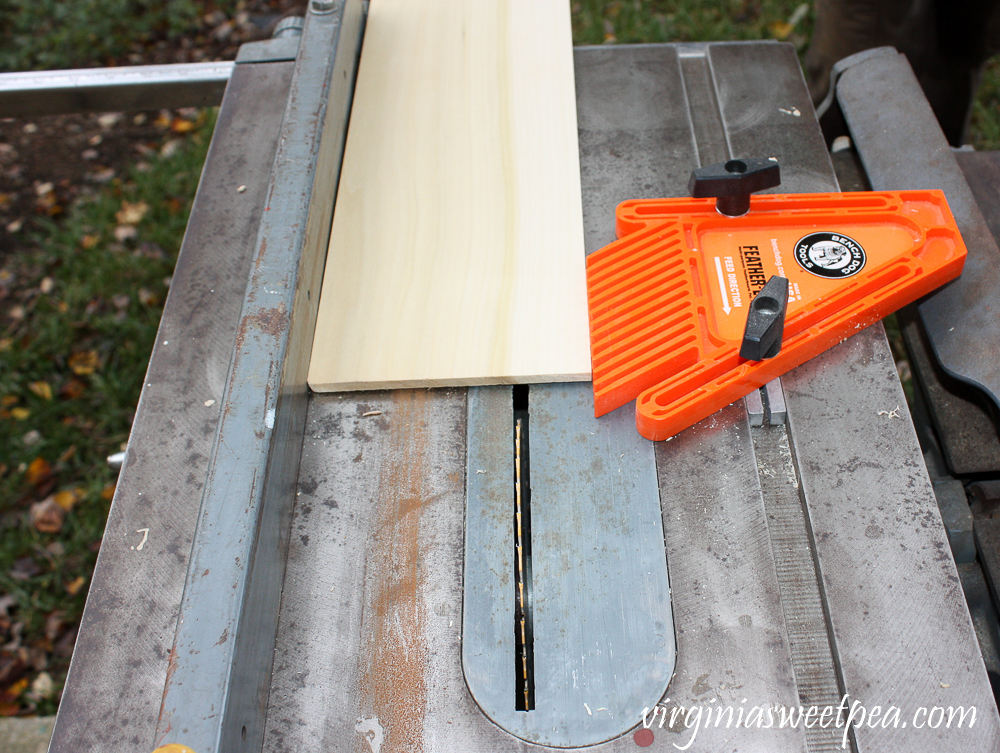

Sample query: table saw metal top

[40,4,1000,751]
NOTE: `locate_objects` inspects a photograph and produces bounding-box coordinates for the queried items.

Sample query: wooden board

[307,0,591,392]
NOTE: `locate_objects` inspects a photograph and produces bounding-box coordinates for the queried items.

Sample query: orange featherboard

[586,190,967,441]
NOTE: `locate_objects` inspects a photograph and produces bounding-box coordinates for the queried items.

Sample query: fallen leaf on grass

[68,350,100,375]
[59,379,86,400]
[0,677,30,711]
[57,445,77,464]
[136,241,166,260]
[27,381,52,401]
[3,623,23,652]
[770,2,809,40]
[137,287,159,306]
[100,483,115,501]
[170,117,196,133]
[97,112,122,129]
[53,489,82,511]
[115,200,148,225]
[25,457,52,485]
[88,167,115,183]
[28,671,53,700]
[33,184,60,216]
[1,395,18,407]
[769,20,793,39]
[43,612,64,643]
[9,559,40,582]
[113,225,137,242]
[80,234,100,249]
[64,576,87,596]
[0,338,11,352]
[10,407,29,421]
[0,596,15,627]
[30,498,64,533]
[38,277,54,294]
[160,139,182,159]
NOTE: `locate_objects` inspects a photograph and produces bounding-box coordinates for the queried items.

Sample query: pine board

[307,0,591,392]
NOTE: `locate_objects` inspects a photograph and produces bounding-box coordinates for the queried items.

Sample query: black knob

[741,276,788,361]
[689,158,781,217]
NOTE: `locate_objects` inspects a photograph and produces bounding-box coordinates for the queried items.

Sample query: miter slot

[512,385,535,711]
[752,423,848,753]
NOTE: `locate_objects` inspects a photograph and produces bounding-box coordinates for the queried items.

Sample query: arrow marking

[715,257,732,315]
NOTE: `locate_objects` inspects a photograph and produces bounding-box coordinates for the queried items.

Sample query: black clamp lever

[688,157,781,217]
[740,275,789,360]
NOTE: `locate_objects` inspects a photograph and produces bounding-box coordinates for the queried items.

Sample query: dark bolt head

[689,158,781,216]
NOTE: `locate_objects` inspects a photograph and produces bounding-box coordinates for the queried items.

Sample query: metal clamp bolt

[689,157,781,217]
[310,0,337,14]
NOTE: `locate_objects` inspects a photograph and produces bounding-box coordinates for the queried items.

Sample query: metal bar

[746,387,766,426]
[154,2,365,751]
[764,378,787,425]
[835,48,1000,412]
[47,60,294,753]
[0,61,233,117]
[752,424,843,753]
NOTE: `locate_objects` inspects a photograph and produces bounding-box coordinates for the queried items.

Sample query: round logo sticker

[793,232,866,278]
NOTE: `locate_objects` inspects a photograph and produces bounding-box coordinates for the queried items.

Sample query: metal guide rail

[38,24,1000,753]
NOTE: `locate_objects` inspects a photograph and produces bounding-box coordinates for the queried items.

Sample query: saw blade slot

[512,385,535,711]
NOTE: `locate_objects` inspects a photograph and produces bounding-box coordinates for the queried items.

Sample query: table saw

[11,1,1000,750]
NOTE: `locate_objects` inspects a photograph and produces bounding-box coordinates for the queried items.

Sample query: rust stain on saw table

[357,390,432,753]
